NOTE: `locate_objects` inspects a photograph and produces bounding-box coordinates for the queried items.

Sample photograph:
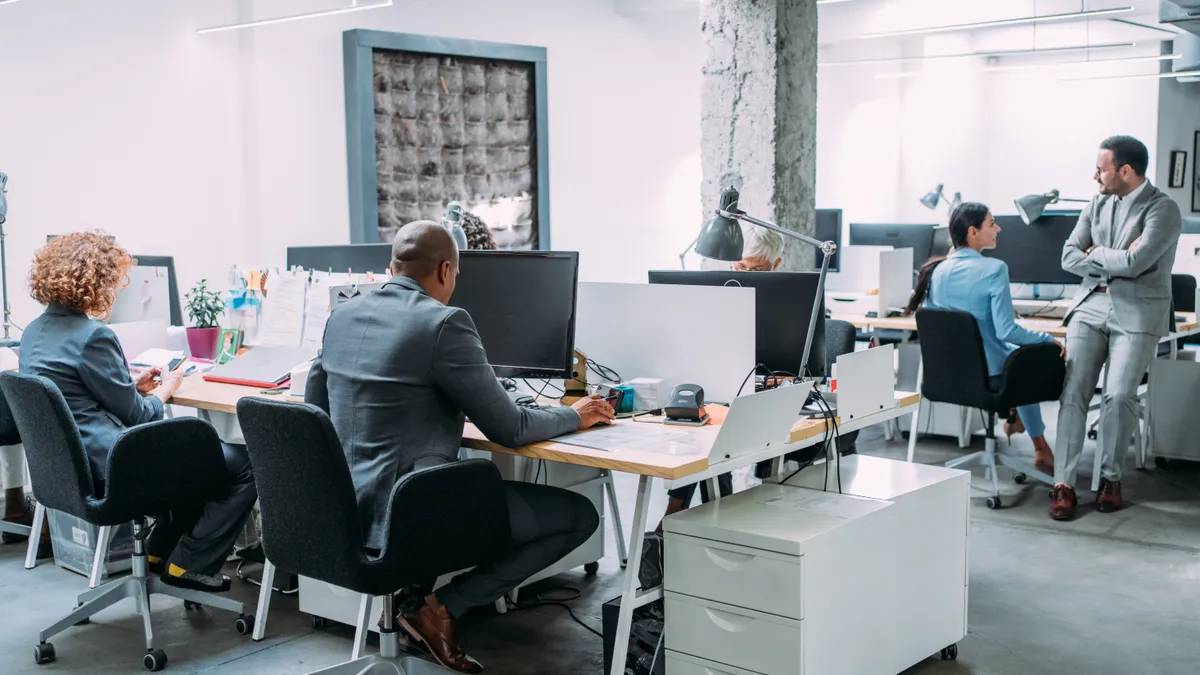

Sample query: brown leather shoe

[1049,484,1078,521]
[1096,479,1124,513]
[398,597,483,674]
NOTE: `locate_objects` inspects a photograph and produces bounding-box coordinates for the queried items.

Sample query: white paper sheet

[757,491,858,519]
[551,424,706,455]
[301,271,334,352]
[253,271,306,349]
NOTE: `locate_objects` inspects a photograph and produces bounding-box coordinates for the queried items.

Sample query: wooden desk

[845,312,1200,340]
[170,379,920,675]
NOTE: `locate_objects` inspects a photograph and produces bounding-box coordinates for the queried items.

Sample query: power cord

[504,587,603,639]
[586,358,622,383]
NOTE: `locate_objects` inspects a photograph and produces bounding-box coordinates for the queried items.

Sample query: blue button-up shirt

[924,248,1054,376]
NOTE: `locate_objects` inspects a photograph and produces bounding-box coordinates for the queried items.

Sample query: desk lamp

[695,186,837,382]
[0,173,14,347]
[441,202,469,250]
[1014,189,1089,225]
[920,184,962,212]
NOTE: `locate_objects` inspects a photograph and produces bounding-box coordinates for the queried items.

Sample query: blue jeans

[989,375,1046,438]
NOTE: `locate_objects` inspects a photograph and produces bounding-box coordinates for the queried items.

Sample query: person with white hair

[699,224,785,271]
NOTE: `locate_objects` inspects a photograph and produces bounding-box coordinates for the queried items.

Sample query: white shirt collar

[1118,179,1149,204]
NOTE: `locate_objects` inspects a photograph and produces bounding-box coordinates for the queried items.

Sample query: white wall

[0,0,702,327]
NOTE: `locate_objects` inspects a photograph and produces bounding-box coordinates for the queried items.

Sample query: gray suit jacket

[18,304,165,479]
[1062,181,1182,336]
[305,276,581,549]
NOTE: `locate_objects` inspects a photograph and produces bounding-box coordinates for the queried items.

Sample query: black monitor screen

[929,226,952,261]
[448,251,580,379]
[287,244,392,274]
[111,255,183,326]
[648,270,826,377]
[986,215,1079,284]
[848,223,936,271]
[814,209,842,273]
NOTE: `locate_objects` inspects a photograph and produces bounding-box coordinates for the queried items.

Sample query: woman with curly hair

[460,210,498,250]
[18,233,257,593]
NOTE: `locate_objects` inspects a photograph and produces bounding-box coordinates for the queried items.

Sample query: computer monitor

[647,270,827,378]
[987,214,1079,284]
[286,244,392,274]
[448,251,580,379]
[109,255,183,326]
[849,223,936,271]
[929,226,952,261]
[814,209,842,273]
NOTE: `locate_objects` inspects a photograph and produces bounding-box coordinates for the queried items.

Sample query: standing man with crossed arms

[1053,136,1182,521]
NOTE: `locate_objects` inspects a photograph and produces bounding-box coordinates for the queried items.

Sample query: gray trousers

[435,481,599,618]
[145,443,258,575]
[1056,293,1159,486]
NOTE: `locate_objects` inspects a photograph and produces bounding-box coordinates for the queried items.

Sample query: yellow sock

[167,563,187,578]
[148,555,162,564]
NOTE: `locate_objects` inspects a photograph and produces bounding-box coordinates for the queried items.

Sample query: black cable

[505,587,603,639]
[586,358,621,383]
[736,363,770,398]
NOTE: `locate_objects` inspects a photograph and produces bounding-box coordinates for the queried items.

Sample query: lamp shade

[442,201,469,250]
[1014,190,1058,225]
[695,186,745,262]
[920,184,945,210]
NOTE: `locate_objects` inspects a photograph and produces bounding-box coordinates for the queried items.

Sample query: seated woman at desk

[903,203,1063,474]
[19,233,257,593]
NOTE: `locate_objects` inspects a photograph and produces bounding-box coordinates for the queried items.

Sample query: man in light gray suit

[306,221,614,673]
[1054,136,1182,521]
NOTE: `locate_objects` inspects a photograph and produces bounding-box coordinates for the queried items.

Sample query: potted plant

[185,279,225,360]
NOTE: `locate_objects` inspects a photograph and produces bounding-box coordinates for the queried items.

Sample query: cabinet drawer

[666,592,804,675]
[666,535,803,619]
[665,650,765,675]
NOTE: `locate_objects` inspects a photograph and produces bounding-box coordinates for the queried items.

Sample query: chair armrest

[371,459,510,592]
[994,343,1066,409]
[103,418,228,518]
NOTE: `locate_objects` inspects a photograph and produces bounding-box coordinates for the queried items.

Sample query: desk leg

[907,361,924,463]
[602,472,628,568]
[609,475,653,675]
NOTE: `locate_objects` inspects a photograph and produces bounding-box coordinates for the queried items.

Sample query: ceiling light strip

[1060,69,1196,82]
[860,6,1135,40]
[874,53,1181,79]
[197,0,393,35]
[819,42,1135,68]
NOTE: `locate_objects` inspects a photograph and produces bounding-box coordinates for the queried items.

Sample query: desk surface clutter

[171,377,919,480]
[833,311,1200,338]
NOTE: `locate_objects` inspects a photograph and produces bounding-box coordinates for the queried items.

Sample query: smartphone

[167,358,186,372]
[592,384,624,413]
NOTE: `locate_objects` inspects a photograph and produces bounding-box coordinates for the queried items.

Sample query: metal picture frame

[1170,149,1187,189]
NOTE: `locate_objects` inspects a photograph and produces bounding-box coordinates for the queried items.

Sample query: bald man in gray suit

[306,221,614,673]
[1053,136,1182,521]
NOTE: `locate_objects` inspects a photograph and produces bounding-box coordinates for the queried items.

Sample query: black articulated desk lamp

[1014,189,1089,225]
[695,186,836,382]
[920,184,962,212]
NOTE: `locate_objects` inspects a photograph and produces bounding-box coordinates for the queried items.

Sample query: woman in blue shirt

[904,203,1064,474]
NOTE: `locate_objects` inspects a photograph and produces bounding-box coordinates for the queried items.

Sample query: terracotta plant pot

[186,327,221,360]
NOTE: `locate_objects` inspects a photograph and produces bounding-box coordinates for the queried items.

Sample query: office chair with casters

[914,309,1065,509]
[236,398,509,675]
[0,372,249,671]
[0,391,35,550]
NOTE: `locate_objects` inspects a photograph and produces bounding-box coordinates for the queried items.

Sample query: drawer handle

[703,547,754,571]
[705,668,737,675]
[704,607,752,633]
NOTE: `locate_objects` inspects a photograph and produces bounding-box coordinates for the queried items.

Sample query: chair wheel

[184,600,200,611]
[235,615,254,635]
[311,615,329,630]
[34,642,55,665]
[584,561,600,576]
[143,648,167,671]
[1014,473,1027,485]
[1087,429,1098,440]
[986,496,1002,510]
[940,644,958,660]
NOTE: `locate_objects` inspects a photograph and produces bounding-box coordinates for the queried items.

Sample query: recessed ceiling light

[197,0,393,35]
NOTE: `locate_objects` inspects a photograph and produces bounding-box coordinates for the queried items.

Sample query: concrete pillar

[700,0,818,272]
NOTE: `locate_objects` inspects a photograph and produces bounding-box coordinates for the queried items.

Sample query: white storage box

[48,510,134,579]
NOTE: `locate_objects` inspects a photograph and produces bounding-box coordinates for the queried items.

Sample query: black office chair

[0,372,249,671]
[1172,273,1198,348]
[0,391,33,546]
[914,309,1065,509]
[236,398,509,675]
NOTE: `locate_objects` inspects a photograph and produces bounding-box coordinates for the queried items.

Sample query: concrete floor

[2,410,1199,675]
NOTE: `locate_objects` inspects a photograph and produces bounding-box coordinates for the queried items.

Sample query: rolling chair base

[944,434,1053,510]
[306,594,456,675]
[35,521,248,671]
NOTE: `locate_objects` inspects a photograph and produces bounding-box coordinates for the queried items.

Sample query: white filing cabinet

[783,455,971,673]
[663,484,900,675]
[299,450,609,631]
